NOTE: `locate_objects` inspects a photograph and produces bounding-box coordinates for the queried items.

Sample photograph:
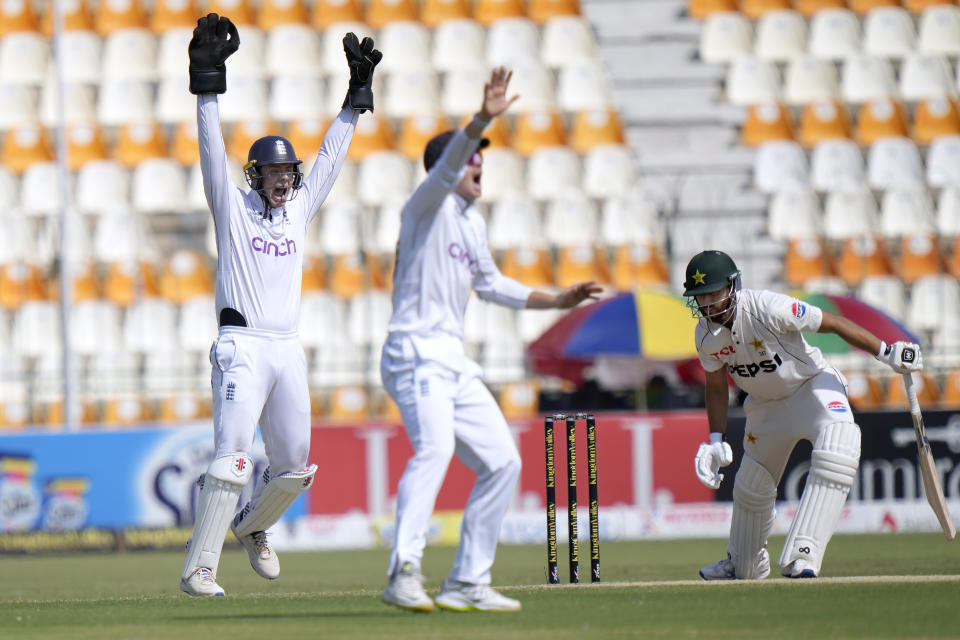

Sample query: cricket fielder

[684,250,923,580]
[179,13,381,597]
[379,67,602,612]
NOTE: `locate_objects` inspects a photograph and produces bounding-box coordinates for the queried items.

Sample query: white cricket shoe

[232,525,279,580]
[382,563,435,612]
[180,567,225,597]
[781,558,818,579]
[699,549,770,581]
[434,579,522,612]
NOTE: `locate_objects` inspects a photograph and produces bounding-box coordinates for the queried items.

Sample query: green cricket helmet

[682,250,742,321]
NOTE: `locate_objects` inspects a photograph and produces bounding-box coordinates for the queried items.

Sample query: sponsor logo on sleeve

[791,301,806,319]
[826,401,848,413]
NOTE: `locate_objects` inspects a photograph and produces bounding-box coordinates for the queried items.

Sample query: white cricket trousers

[211,327,311,474]
[381,335,522,585]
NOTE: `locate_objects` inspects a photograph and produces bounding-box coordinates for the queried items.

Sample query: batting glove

[188,13,240,95]
[695,436,733,490]
[876,340,923,373]
[342,32,383,113]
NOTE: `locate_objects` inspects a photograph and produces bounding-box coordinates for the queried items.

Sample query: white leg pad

[729,456,777,579]
[182,453,253,579]
[232,464,317,537]
[779,422,860,574]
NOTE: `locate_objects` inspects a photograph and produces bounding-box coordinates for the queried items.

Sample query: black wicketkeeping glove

[188,13,240,95]
[342,32,383,113]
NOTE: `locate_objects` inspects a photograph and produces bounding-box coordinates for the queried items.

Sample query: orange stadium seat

[798,100,853,147]
[2,124,53,174]
[883,372,940,408]
[939,368,960,408]
[740,0,793,19]
[398,114,452,160]
[948,237,960,278]
[101,394,153,426]
[150,0,200,33]
[48,259,101,303]
[34,397,100,429]
[570,108,626,153]
[0,263,48,310]
[913,97,960,146]
[742,102,795,147]
[0,398,29,430]
[204,0,256,25]
[856,98,909,146]
[555,246,609,288]
[328,384,370,420]
[41,0,94,36]
[458,113,512,149]
[115,121,169,168]
[347,115,395,162]
[301,254,327,292]
[474,0,526,25]
[688,0,738,19]
[500,248,555,287]
[94,0,148,35]
[837,234,894,286]
[257,0,309,29]
[843,370,885,410]
[906,0,957,11]
[367,253,395,290]
[366,0,418,28]
[227,119,277,164]
[420,0,472,27]
[311,0,364,28]
[103,260,161,307]
[785,237,833,286]
[848,0,901,15]
[529,0,581,23]
[155,392,212,422]
[285,117,330,159]
[0,0,39,35]
[66,123,110,171]
[328,252,368,299]
[609,242,670,289]
[499,380,541,418]
[898,232,942,283]
[159,249,214,304]
[513,110,567,156]
[372,388,403,420]
[794,0,848,17]
[171,121,201,166]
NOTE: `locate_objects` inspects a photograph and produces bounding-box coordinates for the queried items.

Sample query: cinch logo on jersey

[791,301,806,319]
[251,237,296,257]
[448,242,478,274]
[826,401,848,413]
[730,353,783,378]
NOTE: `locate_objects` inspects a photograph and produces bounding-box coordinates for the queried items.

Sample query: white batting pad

[232,464,317,538]
[779,422,860,574]
[182,453,253,579]
[728,456,777,579]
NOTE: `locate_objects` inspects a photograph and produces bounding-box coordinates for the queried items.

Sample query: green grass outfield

[1,533,958,639]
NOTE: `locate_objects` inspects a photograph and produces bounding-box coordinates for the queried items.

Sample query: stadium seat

[227,118,277,164]
[823,185,878,240]
[94,0,148,34]
[582,145,635,199]
[76,160,130,215]
[600,190,661,245]
[794,0,846,17]
[256,0,309,29]
[487,193,542,250]
[841,55,897,104]
[767,185,821,240]
[0,84,38,132]
[346,289,392,346]
[498,380,540,418]
[205,0,256,25]
[513,109,567,156]
[798,99,852,147]
[103,258,160,307]
[19,162,65,217]
[741,102,795,146]
[98,79,155,125]
[844,370,885,410]
[456,112,510,149]
[866,137,924,190]
[178,295,218,354]
[115,121,168,168]
[420,0,472,27]
[786,238,831,287]
[855,98,909,146]
[570,108,625,153]
[0,168,17,216]
[46,30,101,84]
[132,158,187,214]
[66,123,110,171]
[808,9,861,61]
[12,300,60,358]
[218,76,268,123]
[156,27,192,79]
[474,0,526,25]
[123,297,178,354]
[527,146,581,201]
[320,22,375,76]
[784,56,840,105]
[158,249,213,304]
[317,200,363,257]
[69,300,122,355]
[264,24,322,78]
[482,336,527,384]
[857,275,908,322]
[377,21,431,74]
[541,16,594,69]
[432,18,485,72]
[609,241,669,288]
[441,66,487,117]
[156,76,195,124]
[486,16,540,66]
[543,189,598,247]
[836,233,894,285]
[699,12,752,64]
[918,5,960,56]
[725,56,781,105]
[0,0,39,36]
[383,69,441,118]
[908,274,960,336]
[740,0,792,19]
[397,114,451,160]
[862,7,915,59]
[898,232,942,283]
[899,53,955,103]
[0,32,48,85]
[283,116,329,161]
[907,0,958,12]
[312,0,364,28]
[688,0,739,20]
[357,151,412,206]
[507,60,557,112]
[810,138,864,192]
[883,372,940,408]
[558,59,615,112]
[939,369,960,408]
[326,385,370,420]
[755,10,807,62]
[366,0,418,28]
[849,0,901,15]
[300,292,348,351]
[880,187,935,238]
[529,0,581,23]
[150,0,198,33]
[41,0,94,35]
[40,81,97,127]
[315,155,357,205]
[927,135,960,188]
[914,97,960,146]
[94,208,150,262]
[753,140,808,193]
[0,263,48,310]
[555,245,609,287]
[346,114,395,162]
[477,148,526,202]
[937,187,960,237]
[166,121,200,168]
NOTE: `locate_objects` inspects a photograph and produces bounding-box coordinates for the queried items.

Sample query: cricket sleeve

[763,291,824,334]
[303,107,359,224]
[197,94,237,223]
[405,130,481,222]
[471,217,532,309]
[695,324,725,373]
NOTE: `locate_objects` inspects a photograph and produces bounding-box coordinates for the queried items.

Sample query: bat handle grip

[903,372,921,416]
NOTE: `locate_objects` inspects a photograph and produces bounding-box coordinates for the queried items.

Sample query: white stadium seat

[541,16,596,69]
[810,138,864,192]
[217,76,268,123]
[488,194,543,250]
[700,12,753,64]
[433,19,485,72]
[76,160,130,215]
[543,190,598,246]
[808,9,860,61]
[94,209,151,263]
[377,21,432,73]
[228,26,266,79]
[383,69,441,118]
[124,298,178,354]
[478,148,526,203]
[862,7,916,59]
[508,60,557,112]
[317,201,363,255]
[442,66,487,117]
[132,159,187,214]
[269,75,325,121]
[371,198,404,254]
[178,295,218,354]
[264,24,322,77]
[357,151,413,206]
[927,135,960,188]
[0,32,48,85]
[321,22,373,76]
[70,300,123,356]
[908,275,960,334]
[784,56,839,105]
[156,75,195,124]
[41,81,96,127]
[937,187,960,236]
[726,56,780,105]
[300,292,348,350]
[879,187,935,238]
[600,191,661,245]
[866,137,924,191]
[157,27,192,79]
[527,146,581,201]
[12,301,61,358]
[486,17,540,66]
[582,144,635,199]
[102,28,157,81]
[767,185,821,240]
[841,55,897,104]
[97,79,154,126]
[899,54,955,102]
[51,30,102,84]
[858,276,907,322]
[557,59,614,112]
[19,162,64,217]
[0,84,38,130]
[753,140,808,193]
[822,184,878,240]
[918,5,960,56]
[754,10,807,62]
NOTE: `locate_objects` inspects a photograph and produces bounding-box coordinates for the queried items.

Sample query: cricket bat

[903,373,956,540]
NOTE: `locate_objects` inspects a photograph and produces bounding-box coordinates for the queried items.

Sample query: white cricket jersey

[198,95,357,333]
[386,129,533,371]
[695,289,829,402]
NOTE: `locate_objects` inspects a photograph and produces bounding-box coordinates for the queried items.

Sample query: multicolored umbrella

[796,292,921,355]
[528,289,699,384]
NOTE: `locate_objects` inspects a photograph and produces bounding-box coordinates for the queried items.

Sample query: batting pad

[779,422,861,574]
[182,453,253,579]
[728,456,777,579]
[232,464,317,538]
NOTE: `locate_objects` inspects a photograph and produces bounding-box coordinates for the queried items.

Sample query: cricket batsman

[179,13,381,596]
[684,250,923,579]
[379,67,602,612]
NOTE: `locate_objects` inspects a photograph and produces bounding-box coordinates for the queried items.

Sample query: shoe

[699,549,770,581]
[781,558,818,579]
[434,579,522,612]
[180,567,225,597]
[382,563,434,612]
[232,524,279,580]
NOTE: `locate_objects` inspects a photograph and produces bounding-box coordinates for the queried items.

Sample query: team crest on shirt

[791,301,807,319]
[826,401,848,413]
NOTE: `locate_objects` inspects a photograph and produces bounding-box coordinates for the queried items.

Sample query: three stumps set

[544,413,600,584]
